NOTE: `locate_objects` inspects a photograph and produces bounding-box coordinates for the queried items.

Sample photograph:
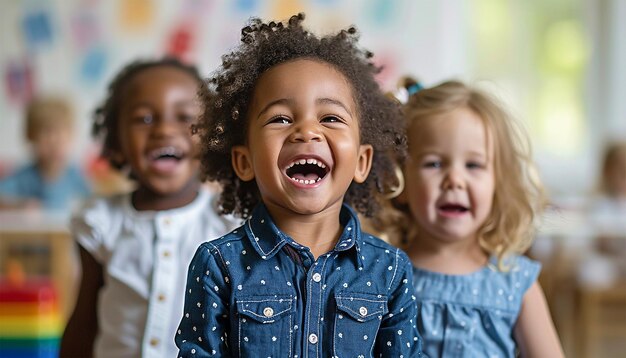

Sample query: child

[59,58,239,358]
[381,79,564,357]
[590,142,626,237]
[580,141,626,285]
[0,95,90,211]
[176,14,422,357]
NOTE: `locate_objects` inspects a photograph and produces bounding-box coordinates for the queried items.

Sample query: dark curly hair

[93,57,203,170]
[199,13,406,219]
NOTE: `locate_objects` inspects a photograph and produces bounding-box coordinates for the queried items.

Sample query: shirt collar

[244,203,364,267]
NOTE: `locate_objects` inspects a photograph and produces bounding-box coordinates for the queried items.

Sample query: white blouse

[72,188,240,358]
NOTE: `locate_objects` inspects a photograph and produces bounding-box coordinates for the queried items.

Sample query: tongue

[151,158,179,172]
[292,173,319,181]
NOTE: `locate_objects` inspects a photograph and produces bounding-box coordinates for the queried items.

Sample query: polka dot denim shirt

[176,203,424,357]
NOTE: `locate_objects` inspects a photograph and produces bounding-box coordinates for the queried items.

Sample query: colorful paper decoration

[21,9,54,50]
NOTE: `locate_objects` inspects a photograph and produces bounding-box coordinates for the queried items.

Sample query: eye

[466,161,484,169]
[423,161,441,169]
[267,116,291,125]
[320,115,342,123]
[134,114,153,125]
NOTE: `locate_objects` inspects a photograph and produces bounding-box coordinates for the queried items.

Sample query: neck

[132,181,201,211]
[265,201,344,259]
[36,160,65,182]
[406,233,488,275]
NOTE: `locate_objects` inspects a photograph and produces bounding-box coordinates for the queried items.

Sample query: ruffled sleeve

[70,196,121,264]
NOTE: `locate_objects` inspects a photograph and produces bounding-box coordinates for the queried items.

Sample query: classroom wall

[1,0,624,198]
[0,0,470,167]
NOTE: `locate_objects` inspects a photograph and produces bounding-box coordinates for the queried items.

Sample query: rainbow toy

[0,262,61,358]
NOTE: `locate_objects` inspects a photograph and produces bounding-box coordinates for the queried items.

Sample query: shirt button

[263,307,274,317]
[158,294,166,302]
[359,306,368,316]
[312,273,322,282]
[164,217,171,226]
[163,250,171,258]
[150,338,159,346]
[308,333,318,344]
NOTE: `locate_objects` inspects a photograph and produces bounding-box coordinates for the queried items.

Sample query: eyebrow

[316,97,353,117]
[256,97,353,119]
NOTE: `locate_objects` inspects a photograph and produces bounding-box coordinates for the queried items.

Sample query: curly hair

[92,57,203,170]
[197,13,406,219]
[373,79,546,269]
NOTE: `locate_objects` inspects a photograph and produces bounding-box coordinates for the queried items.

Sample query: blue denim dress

[176,203,424,357]
[413,255,540,358]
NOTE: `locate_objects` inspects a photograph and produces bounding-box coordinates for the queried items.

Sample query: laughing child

[176,14,423,357]
[60,58,239,358]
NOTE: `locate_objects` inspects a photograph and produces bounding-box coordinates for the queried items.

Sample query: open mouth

[438,204,469,214]
[149,146,185,162]
[285,158,329,185]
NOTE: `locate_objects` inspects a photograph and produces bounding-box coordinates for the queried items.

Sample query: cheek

[405,174,434,217]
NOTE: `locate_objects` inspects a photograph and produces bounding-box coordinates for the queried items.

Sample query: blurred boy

[0,95,91,211]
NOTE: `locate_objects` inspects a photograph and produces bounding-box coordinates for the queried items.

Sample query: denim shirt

[176,203,423,357]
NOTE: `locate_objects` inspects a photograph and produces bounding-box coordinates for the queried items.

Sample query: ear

[394,184,408,205]
[231,145,255,181]
[109,149,127,169]
[353,144,373,183]
[393,164,409,205]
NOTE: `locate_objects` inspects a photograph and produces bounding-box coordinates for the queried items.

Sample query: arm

[375,251,424,357]
[176,243,232,357]
[514,281,564,358]
[59,246,104,358]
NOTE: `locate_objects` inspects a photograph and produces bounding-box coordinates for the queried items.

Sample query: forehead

[408,107,492,154]
[250,59,356,110]
[123,66,198,98]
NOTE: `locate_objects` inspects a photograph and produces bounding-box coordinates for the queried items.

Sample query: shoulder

[194,188,242,229]
[360,232,411,263]
[197,225,248,255]
[504,254,541,282]
[0,164,39,187]
[191,227,248,266]
[71,194,129,256]
[488,254,541,305]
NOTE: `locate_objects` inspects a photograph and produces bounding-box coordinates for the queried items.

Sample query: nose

[442,165,465,190]
[289,119,322,143]
[151,115,179,138]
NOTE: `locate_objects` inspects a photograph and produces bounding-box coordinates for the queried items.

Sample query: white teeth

[286,158,327,169]
[151,146,182,159]
[290,177,322,185]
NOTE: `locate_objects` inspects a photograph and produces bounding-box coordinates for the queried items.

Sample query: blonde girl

[381,79,564,357]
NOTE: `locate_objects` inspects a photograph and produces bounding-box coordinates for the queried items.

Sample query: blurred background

[0,0,624,357]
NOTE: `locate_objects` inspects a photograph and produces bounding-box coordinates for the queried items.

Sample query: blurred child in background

[591,142,626,237]
[579,142,626,287]
[60,58,239,358]
[373,78,564,357]
[0,95,90,211]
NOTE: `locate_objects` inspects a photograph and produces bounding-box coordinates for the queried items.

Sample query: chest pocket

[333,292,388,357]
[235,295,295,357]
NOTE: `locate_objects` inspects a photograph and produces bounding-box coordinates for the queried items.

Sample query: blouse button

[308,333,318,344]
[359,307,368,316]
[263,307,274,317]
[150,338,159,346]
[158,294,166,302]
[312,273,322,282]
